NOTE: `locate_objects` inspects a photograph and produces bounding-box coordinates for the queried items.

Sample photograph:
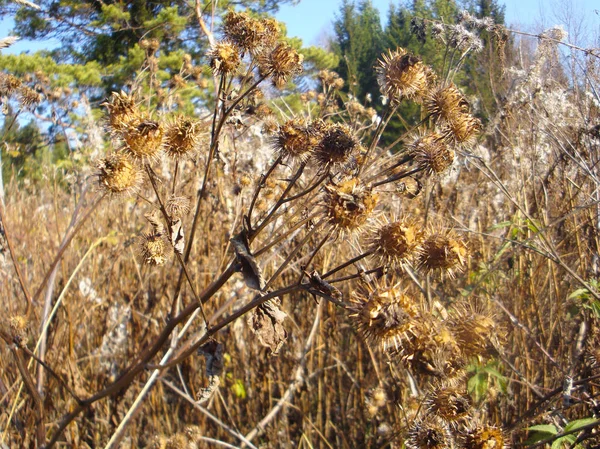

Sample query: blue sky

[1,0,599,54]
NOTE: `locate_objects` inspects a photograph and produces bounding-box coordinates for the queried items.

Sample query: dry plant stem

[247,154,283,227]
[359,103,396,176]
[372,166,422,188]
[194,0,215,46]
[244,301,323,444]
[328,267,382,284]
[253,209,321,257]
[280,169,330,205]
[524,420,600,449]
[322,249,375,279]
[298,228,334,283]
[0,202,33,315]
[161,379,259,449]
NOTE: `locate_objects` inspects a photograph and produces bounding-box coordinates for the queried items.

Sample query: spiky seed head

[209,41,241,75]
[324,179,378,234]
[406,417,453,449]
[427,384,472,423]
[418,231,468,278]
[97,153,142,196]
[442,112,481,147]
[9,315,28,345]
[163,117,204,158]
[463,425,506,449]
[164,433,188,449]
[0,73,22,97]
[314,123,360,167]
[365,387,387,418]
[139,232,168,266]
[165,194,191,219]
[377,48,428,103]
[447,303,501,359]
[123,117,164,160]
[349,282,420,354]
[410,133,455,175]
[222,10,279,54]
[274,118,322,161]
[103,91,139,132]
[18,86,42,108]
[369,218,425,267]
[396,177,423,198]
[425,84,470,122]
[259,42,303,88]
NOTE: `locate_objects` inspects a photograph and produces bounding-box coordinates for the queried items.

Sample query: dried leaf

[170,218,184,255]
[144,210,165,236]
[196,340,224,404]
[248,298,287,355]
[0,36,19,51]
[231,230,265,291]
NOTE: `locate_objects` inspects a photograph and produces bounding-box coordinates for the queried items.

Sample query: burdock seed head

[97,153,142,196]
[369,218,425,268]
[377,48,429,103]
[463,424,507,449]
[0,73,22,97]
[349,281,420,354]
[274,118,322,161]
[409,133,455,176]
[138,232,168,266]
[314,123,360,168]
[442,112,481,147]
[163,117,204,159]
[209,41,241,76]
[426,383,472,424]
[447,302,502,359]
[406,416,453,449]
[165,194,191,219]
[425,83,470,123]
[418,230,468,278]
[324,178,378,235]
[9,315,28,345]
[259,41,304,88]
[123,117,164,161]
[222,10,279,54]
[103,91,139,132]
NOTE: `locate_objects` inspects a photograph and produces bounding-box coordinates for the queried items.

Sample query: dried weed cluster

[1,6,600,449]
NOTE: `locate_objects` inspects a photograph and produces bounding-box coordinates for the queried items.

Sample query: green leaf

[527,424,558,434]
[563,417,598,432]
[568,288,590,300]
[231,379,246,399]
[488,220,512,230]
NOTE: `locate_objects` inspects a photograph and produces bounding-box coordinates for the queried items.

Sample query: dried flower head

[406,417,453,449]
[97,153,142,196]
[425,84,470,123]
[209,41,241,75]
[410,133,455,175]
[103,91,139,132]
[369,218,425,267]
[365,387,387,418]
[426,384,472,423]
[222,10,279,54]
[0,73,22,97]
[123,117,164,160]
[165,194,191,219]
[9,315,28,345]
[18,86,42,108]
[418,230,468,277]
[324,178,378,234]
[349,281,420,354]
[163,117,203,158]
[274,118,322,161]
[259,42,303,88]
[442,112,481,146]
[377,48,429,102]
[447,302,501,359]
[314,123,360,167]
[396,177,423,198]
[463,425,506,449]
[139,232,168,266]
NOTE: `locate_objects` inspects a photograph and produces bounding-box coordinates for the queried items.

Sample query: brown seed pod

[165,194,191,219]
[163,117,204,158]
[323,178,378,234]
[222,10,279,54]
[442,112,481,147]
[406,416,453,449]
[426,383,472,424]
[313,123,360,168]
[447,302,502,359]
[138,232,168,266]
[103,91,139,132]
[259,41,304,88]
[418,230,468,278]
[18,86,42,108]
[425,83,470,123]
[97,153,142,196]
[368,218,425,268]
[9,315,28,345]
[410,133,455,176]
[0,73,22,97]
[376,48,429,103]
[209,41,241,75]
[123,117,164,160]
[463,425,507,449]
[273,118,322,161]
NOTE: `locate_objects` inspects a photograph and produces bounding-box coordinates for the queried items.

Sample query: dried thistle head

[165,194,191,219]
[365,387,387,418]
[0,73,22,97]
[349,281,420,354]
[463,425,507,449]
[123,117,164,160]
[368,218,425,268]
[418,229,468,278]
[138,232,168,266]
[395,177,423,199]
[425,83,469,123]
[17,86,42,109]
[318,69,344,90]
[209,41,241,75]
[97,153,142,196]
[103,91,139,132]
[259,42,303,88]
[314,123,360,168]
[324,178,378,234]
[9,315,28,345]
[163,117,204,158]
[222,10,279,54]
[409,133,455,176]
[377,48,428,103]
[442,112,481,147]
[273,118,322,161]
[406,416,453,449]
[447,302,502,359]
[426,383,472,424]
